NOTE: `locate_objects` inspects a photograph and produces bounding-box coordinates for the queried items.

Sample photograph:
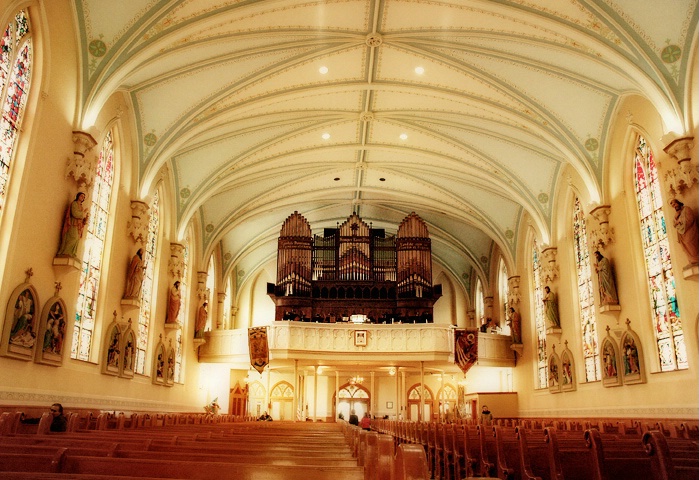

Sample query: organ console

[267,211,442,323]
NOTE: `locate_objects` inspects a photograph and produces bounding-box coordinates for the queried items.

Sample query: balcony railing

[197,324,515,368]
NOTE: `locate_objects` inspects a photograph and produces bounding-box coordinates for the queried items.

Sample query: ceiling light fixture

[319,66,328,74]
[399,133,408,140]
[322,133,330,140]
[415,66,424,75]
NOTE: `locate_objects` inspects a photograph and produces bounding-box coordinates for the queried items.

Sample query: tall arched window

[475,278,484,325]
[633,135,687,371]
[135,191,159,375]
[71,130,115,361]
[174,241,189,383]
[223,275,232,330]
[205,255,215,331]
[498,259,510,335]
[573,197,600,381]
[532,240,547,388]
[0,10,32,213]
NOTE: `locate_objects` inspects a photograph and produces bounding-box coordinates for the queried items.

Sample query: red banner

[248,327,269,374]
[454,328,479,374]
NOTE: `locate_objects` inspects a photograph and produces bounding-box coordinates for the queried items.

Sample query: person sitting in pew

[257,411,272,421]
[49,403,68,432]
[479,405,493,425]
[359,412,371,431]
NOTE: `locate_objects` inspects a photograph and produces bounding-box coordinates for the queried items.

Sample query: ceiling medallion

[365,33,383,47]
[585,138,599,151]
[360,111,374,122]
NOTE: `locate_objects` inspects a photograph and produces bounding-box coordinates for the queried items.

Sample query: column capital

[66,130,98,187]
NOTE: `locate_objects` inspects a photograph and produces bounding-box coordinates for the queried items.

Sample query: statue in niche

[543,286,560,328]
[507,307,522,344]
[56,192,89,257]
[594,251,619,305]
[670,199,699,264]
[124,248,145,299]
[195,301,208,338]
[165,281,181,324]
[10,290,36,347]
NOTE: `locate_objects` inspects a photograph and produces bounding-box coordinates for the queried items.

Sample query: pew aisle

[0,415,365,480]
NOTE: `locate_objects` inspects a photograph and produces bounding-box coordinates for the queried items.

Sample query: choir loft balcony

[197,323,516,369]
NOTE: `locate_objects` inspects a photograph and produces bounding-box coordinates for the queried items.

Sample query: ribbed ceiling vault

[73,0,697,291]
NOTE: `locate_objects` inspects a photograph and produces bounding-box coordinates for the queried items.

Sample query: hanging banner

[248,327,269,374]
[454,328,479,374]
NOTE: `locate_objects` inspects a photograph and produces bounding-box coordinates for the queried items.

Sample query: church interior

[0,0,697,462]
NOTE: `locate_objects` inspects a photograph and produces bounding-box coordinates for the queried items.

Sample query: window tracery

[633,135,687,371]
[71,130,114,361]
[573,197,600,381]
[532,241,547,388]
[135,191,159,375]
[0,10,31,214]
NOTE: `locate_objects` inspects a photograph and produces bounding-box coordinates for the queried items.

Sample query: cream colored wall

[0,2,208,413]
[511,93,698,419]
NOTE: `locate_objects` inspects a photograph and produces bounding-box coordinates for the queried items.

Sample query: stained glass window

[205,255,215,331]
[475,278,484,326]
[573,197,600,381]
[498,259,510,335]
[174,242,188,383]
[532,241,547,388]
[135,191,159,375]
[633,135,687,371]
[71,130,114,361]
[0,10,31,213]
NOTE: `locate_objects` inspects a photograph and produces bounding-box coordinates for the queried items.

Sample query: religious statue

[57,192,89,257]
[195,301,208,338]
[165,281,181,324]
[507,307,522,344]
[670,199,699,264]
[594,251,619,305]
[42,303,65,355]
[10,290,35,347]
[124,248,145,299]
[543,286,560,328]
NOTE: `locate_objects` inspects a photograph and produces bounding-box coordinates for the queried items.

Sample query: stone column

[216,292,226,329]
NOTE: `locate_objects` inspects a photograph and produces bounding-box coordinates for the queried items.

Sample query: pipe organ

[268,212,441,323]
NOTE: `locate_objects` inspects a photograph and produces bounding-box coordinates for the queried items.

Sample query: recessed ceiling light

[319,66,328,74]
[399,133,408,140]
[334,177,340,181]
[379,178,386,182]
[415,66,424,75]
[322,133,330,140]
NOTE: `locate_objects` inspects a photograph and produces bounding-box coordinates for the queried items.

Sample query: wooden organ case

[268,212,441,323]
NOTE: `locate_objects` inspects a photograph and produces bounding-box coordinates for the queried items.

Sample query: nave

[1,405,697,480]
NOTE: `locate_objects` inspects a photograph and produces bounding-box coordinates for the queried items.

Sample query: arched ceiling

[73,0,697,291]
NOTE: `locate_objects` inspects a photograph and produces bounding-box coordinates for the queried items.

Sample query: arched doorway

[407,384,434,421]
[336,383,370,420]
[247,380,266,418]
[437,383,457,422]
[270,381,294,420]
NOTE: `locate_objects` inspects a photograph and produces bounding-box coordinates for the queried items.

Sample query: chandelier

[348,375,364,385]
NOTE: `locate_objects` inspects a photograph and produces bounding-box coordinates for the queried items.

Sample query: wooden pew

[393,443,429,480]
[545,427,599,480]
[643,430,699,480]
[493,425,521,480]
[477,424,498,477]
[462,424,481,477]
[517,426,552,480]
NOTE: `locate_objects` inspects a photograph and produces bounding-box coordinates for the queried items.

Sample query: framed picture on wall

[354,330,367,347]
[386,401,393,409]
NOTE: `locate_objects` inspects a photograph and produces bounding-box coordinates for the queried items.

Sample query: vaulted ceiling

[73,0,697,292]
